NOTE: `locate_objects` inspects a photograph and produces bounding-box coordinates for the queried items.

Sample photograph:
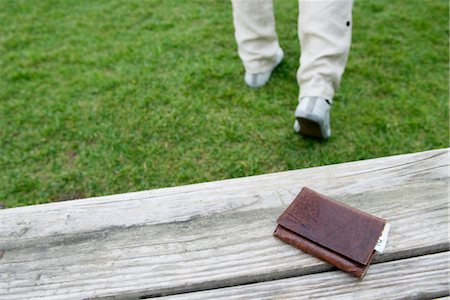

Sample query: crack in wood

[341,150,448,178]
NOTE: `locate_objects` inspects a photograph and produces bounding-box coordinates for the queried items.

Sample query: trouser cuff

[299,79,335,102]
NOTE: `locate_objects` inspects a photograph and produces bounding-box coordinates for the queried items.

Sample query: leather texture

[273,187,386,278]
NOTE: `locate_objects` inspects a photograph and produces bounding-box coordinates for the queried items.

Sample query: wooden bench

[0,148,448,299]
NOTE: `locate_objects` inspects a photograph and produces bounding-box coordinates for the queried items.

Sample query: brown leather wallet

[273,187,387,278]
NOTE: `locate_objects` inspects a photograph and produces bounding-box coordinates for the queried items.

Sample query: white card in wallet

[374,223,390,253]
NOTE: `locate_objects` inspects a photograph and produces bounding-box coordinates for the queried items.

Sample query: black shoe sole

[298,117,324,139]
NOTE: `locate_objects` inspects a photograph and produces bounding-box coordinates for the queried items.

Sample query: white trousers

[232,0,353,100]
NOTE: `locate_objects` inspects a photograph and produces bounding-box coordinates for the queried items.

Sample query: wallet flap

[277,187,386,265]
[274,225,374,278]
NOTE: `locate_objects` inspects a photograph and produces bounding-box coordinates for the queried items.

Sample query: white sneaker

[244,48,284,88]
[294,97,332,139]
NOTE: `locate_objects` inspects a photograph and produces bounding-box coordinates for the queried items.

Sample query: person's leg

[294,0,353,138]
[298,0,353,100]
[231,0,284,88]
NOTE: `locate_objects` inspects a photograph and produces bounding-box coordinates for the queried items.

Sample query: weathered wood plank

[0,149,448,299]
[0,149,448,241]
[161,252,450,300]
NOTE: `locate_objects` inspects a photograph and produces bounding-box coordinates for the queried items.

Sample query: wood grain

[0,149,448,299]
[161,252,450,300]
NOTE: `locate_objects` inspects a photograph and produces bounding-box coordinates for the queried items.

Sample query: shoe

[244,48,284,88]
[294,96,331,139]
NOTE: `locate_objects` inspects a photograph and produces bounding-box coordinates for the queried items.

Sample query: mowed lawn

[0,0,448,207]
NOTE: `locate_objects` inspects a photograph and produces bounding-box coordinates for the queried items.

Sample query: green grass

[0,0,448,208]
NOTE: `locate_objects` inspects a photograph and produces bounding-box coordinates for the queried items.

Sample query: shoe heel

[298,117,324,139]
